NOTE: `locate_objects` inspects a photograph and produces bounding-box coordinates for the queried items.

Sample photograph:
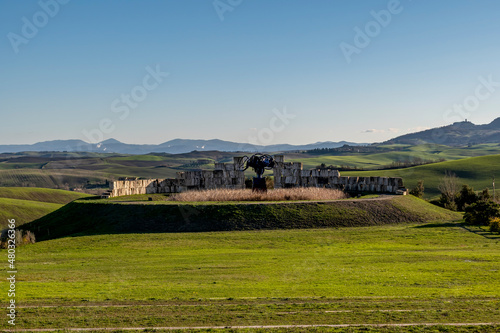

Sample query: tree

[479,188,491,202]
[409,180,424,198]
[438,171,460,210]
[456,184,478,211]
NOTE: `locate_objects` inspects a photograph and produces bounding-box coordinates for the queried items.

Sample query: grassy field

[3,220,500,331]
[0,187,90,228]
[343,154,500,198]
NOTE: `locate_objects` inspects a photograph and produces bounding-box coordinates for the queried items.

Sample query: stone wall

[272,155,404,194]
[108,157,245,197]
[107,155,406,198]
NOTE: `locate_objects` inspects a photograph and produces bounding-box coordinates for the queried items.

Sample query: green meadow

[4,219,500,330]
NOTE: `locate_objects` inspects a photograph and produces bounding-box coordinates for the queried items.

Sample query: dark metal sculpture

[240,154,276,192]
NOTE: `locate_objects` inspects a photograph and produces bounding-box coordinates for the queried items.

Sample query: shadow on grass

[460,224,500,240]
[413,222,462,229]
[414,221,500,239]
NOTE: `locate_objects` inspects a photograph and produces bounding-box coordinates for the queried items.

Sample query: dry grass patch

[168,187,347,202]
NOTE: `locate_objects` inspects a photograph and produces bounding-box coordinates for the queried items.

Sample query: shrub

[464,201,500,226]
[438,194,457,211]
[0,229,36,249]
[409,180,424,198]
[490,217,500,233]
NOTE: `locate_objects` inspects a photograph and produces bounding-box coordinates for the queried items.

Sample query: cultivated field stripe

[5,322,500,332]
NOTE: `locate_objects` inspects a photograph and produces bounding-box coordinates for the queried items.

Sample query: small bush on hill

[464,201,500,226]
[409,180,424,198]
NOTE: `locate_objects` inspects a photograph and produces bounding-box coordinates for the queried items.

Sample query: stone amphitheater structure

[105,155,406,198]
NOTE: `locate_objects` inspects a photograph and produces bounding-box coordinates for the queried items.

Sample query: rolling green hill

[343,154,500,198]
[0,187,90,228]
[23,196,461,241]
[1,145,499,193]
[292,143,500,169]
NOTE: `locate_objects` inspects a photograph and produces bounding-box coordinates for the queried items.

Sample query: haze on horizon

[1,0,500,146]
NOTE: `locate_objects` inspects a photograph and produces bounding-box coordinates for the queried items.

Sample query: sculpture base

[252,177,267,193]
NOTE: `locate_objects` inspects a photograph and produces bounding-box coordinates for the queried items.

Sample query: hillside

[0,188,91,228]
[343,154,500,198]
[0,187,91,204]
[23,196,461,241]
[292,143,500,169]
[384,118,500,146]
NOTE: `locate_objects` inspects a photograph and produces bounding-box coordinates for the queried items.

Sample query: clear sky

[1,0,500,145]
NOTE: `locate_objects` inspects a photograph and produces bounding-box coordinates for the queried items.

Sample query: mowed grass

[343,154,500,198]
[5,222,500,330]
[13,223,500,302]
[0,187,90,227]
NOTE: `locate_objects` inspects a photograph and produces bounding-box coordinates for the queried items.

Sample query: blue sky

[1,0,500,145]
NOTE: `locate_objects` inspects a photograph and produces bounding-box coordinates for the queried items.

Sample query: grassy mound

[23,196,462,241]
[0,187,91,228]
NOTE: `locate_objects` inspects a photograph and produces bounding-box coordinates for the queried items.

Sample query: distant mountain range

[383,117,500,146]
[0,138,366,154]
[3,117,499,154]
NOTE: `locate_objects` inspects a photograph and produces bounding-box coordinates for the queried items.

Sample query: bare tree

[438,171,460,207]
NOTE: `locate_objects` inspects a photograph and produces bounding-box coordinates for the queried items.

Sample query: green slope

[343,154,500,198]
[0,187,91,228]
[0,187,90,204]
[0,198,62,228]
[23,196,461,241]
